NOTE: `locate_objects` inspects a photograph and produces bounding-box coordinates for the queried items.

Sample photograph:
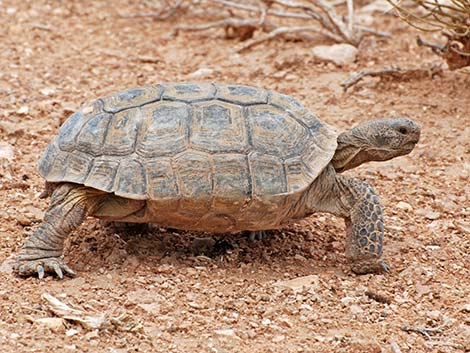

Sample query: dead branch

[237,25,344,51]
[341,64,444,91]
[401,324,443,340]
[388,0,470,69]
[163,0,392,50]
[172,18,262,40]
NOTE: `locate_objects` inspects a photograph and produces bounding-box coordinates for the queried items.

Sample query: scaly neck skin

[331,118,421,173]
[299,164,352,218]
[331,131,367,173]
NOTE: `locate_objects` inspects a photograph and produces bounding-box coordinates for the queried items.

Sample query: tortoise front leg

[342,178,389,274]
[15,183,90,279]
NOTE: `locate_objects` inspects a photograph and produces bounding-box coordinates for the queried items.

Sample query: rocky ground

[0,0,469,352]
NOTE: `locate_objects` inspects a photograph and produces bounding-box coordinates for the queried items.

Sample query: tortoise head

[332,117,421,173]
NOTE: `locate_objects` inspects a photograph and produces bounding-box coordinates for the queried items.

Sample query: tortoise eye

[398,127,408,134]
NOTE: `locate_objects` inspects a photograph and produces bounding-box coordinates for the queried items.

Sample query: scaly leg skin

[343,179,389,274]
[14,184,92,279]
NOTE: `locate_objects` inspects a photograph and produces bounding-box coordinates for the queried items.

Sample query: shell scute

[248,105,308,159]
[101,85,162,113]
[137,101,189,157]
[190,101,249,153]
[215,84,268,105]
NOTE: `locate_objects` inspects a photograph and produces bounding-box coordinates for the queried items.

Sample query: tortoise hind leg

[15,183,92,279]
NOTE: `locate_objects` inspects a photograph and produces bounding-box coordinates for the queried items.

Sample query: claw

[380,260,390,273]
[52,263,64,279]
[62,264,76,277]
[37,265,45,279]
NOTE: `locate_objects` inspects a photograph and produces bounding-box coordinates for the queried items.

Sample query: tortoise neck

[331,131,369,173]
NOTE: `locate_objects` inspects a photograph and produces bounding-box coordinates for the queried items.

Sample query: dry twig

[341,64,444,90]
[388,0,470,69]
[401,324,443,340]
[166,0,389,50]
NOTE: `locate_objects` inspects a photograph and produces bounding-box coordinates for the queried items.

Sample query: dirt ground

[0,0,469,352]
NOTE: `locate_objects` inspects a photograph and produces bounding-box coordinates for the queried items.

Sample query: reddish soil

[0,1,469,352]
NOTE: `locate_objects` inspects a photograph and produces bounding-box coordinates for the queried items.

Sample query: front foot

[350,258,390,275]
[14,257,76,279]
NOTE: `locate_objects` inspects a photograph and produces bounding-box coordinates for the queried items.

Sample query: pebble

[416,208,440,220]
[34,318,65,332]
[188,67,214,79]
[350,304,364,315]
[340,296,355,305]
[274,275,319,293]
[17,106,29,115]
[84,330,99,340]
[396,201,413,211]
[427,310,442,321]
[66,328,79,337]
[273,335,286,343]
[0,255,15,273]
[0,142,14,161]
[312,44,358,66]
[214,329,240,339]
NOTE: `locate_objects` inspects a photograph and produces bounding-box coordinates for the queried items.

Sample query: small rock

[274,275,319,293]
[340,296,355,305]
[348,335,382,353]
[188,67,214,79]
[16,214,32,226]
[138,302,160,315]
[17,106,29,115]
[0,121,25,136]
[261,318,272,326]
[0,142,14,161]
[66,328,79,337]
[396,201,413,212]
[214,329,240,339]
[40,87,55,96]
[84,330,99,340]
[312,44,358,66]
[109,349,128,353]
[350,304,364,315]
[416,208,440,220]
[0,255,16,273]
[25,206,45,221]
[34,318,65,332]
[427,310,442,321]
[272,335,285,343]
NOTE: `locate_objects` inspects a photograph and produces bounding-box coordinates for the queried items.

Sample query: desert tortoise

[15,82,420,278]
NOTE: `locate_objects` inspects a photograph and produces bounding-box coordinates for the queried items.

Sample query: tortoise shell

[39,83,337,231]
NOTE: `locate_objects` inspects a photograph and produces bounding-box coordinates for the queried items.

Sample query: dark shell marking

[38,83,337,231]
